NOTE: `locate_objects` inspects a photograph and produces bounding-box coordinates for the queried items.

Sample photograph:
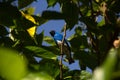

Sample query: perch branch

[60,24,67,80]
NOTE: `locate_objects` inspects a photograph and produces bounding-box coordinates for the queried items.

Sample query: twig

[89,0,94,18]
[78,1,83,17]
[60,24,67,80]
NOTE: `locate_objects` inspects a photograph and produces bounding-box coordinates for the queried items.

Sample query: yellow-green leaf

[0,48,27,80]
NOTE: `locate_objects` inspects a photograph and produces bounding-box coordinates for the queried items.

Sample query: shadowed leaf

[25,46,57,60]
[18,0,35,9]
[42,11,64,19]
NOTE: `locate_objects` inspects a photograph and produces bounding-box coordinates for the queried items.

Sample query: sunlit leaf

[64,70,92,80]
[11,29,37,46]
[93,48,117,80]
[47,0,58,7]
[24,7,35,15]
[64,70,81,80]
[22,72,54,80]
[95,0,99,3]
[14,16,36,30]
[86,10,91,16]
[80,70,92,80]
[43,36,56,46]
[0,48,27,80]
[92,1,99,11]
[27,26,36,38]
[71,0,79,3]
[97,18,105,27]
[21,11,37,38]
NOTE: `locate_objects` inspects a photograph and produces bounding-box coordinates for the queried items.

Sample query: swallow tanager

[50,30,74,64]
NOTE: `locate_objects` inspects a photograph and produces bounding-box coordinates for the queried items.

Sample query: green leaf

[0,25,9,36]
[0,48,27,80]
[93,48,118,80]
[80,17,97,30]
[25,46,57,60]
[74,51,98,70]
[92,1,99,11]
[24,7,35,15]
[64,70,81,80]
[42,11,64,19]
[70,35,88,51]
[4,0,15,3]
[71,0,79,3]
[0,37,14,47]
[32,15,48,26]
[61,1,79,29]
[98,35,108,52]
[22,72,54,80]
[70,36,82,50]
[36,31,44,46]
[11,29,35,45]
[41,46,59,55]
[18,0,35,9]
[80,5,88,16]
[80,70,92,80]
[43,36,56,46]
[39,59,60,78]
[86,10,91,16]
[47,0,58,7]
[80,0,89,5]
[97,18,105,27]
[14,17,36,30]
[0,3,21,26]
[109,0,120,13]
[64,70,92,80]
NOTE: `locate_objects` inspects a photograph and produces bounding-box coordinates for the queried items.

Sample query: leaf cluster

[0,0,120,80]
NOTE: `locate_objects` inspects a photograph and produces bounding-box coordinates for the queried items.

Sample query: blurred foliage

[0,0,120,80]
[0,48,27,80]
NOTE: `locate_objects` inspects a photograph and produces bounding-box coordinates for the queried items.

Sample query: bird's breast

[56,40,70,54]
[56,40,67,46]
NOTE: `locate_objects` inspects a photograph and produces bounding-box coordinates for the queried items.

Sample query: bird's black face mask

[50,30,55,37]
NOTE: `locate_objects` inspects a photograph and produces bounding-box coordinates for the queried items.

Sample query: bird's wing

[64,39,71,52]
[54,39,59,47]
[54,32,63,41]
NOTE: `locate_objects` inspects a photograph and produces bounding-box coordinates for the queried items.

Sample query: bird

[50,30,74,64]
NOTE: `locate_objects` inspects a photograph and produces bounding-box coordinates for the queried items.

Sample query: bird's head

[50,30,55,37]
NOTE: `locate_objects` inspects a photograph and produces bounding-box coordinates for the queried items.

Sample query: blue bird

[50,30,74,64]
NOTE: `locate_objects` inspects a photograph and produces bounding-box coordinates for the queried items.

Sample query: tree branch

[60,24,67,80]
